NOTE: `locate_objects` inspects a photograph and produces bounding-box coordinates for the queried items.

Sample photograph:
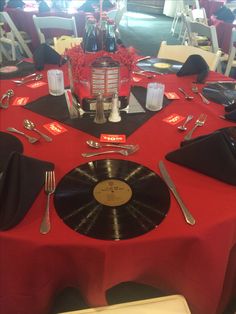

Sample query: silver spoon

[178,88,194,100]
[7,127,39,144]
[191,84,210,104]
[23,119,52,142]
[13,73,43,85]
[82,145,139,157]
[177,115,193,131]
[86,140,136,150]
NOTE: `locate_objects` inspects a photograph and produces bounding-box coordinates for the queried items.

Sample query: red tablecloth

[4,7,87,50]
[210,15,235,54]
[200,0,226,18]
[0,63,236,314]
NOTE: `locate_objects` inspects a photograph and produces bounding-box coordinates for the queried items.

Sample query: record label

[93,179,132,207]
[54,159,171,240]
[0,66,18,73]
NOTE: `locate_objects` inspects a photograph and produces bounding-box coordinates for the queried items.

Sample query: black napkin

[165,127,236,185]
[33,44,67,71]
[0,61,35,80]
[0,152,54,230]
[224,109,236,122]
[176,54,209,83]
[0,132,23,172]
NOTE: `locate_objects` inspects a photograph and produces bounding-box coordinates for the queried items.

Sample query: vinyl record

[137,58,182,74]
[0,61,35,80]
[54,159,170,240]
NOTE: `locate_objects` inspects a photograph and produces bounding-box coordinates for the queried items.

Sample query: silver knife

[205,81,236,84]
[159,161,196,225]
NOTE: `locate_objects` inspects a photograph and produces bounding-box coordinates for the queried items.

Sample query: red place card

[100,134,126,143]
[43,122,67,135]
[12,97,29,106]
[165,92,180,99]
[163,113,185,125]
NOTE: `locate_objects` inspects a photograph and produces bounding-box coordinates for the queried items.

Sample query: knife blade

[159,161,196,225]
[205,80,236,84]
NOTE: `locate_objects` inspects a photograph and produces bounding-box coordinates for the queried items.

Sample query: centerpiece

[64,1,137,111]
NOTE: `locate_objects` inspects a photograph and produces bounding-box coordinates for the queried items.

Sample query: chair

[183,16,219,53]
[157,41,222,71]
[32,15,78,45]
[57,295,191,314]
[0,11,32,61]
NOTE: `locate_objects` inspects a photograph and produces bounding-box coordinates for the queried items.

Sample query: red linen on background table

[210,15,235,54]
[200,0,226,18]
[0,63,236,314]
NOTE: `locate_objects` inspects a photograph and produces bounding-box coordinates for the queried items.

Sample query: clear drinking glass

[146,82,165,111]
[47,69,64,96]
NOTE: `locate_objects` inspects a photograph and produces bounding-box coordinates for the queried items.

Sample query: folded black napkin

[33,44,67,71]
[176,54,209,83]
[0,132,23,172]
[0,152,54,230]
[165,127,236,185]
[224,109,236,122]
[0,61,36,80]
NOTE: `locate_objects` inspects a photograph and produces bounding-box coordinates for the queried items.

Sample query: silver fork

[81,145,139,157]
[40,171,55,234]
[184,113,207,141]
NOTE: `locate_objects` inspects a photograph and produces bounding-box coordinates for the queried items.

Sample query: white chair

[183,17,219,53]
[188,7,208,25]
[57,295,191,314]
[157,41,222,71]
[0,11,32,61]
[32,15,78,45]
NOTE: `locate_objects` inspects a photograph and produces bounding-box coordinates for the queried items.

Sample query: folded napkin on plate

[176,54,209,83]
[0,152,54,230]
[165,127,236,185]
[33,44,67,71]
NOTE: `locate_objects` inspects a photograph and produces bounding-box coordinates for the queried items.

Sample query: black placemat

[0,61,35,80]
[24,86,171,138]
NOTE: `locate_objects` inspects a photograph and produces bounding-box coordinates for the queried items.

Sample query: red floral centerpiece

[65,44,137,110]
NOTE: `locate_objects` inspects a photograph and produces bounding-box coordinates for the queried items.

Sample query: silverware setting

[40,170,56,234]
[12,73,43,85]
[191,84,210,104]
[7,127,39,144]
[184,113,207,141]
[0,89,14,109]
[177,115,193,131]
[82,145,140,157]
[178,87,194,100]
[86,140,137,150]
[23,119,52,142]
[159,160,196,225]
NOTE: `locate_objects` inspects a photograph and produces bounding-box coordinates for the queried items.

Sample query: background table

[0,63,236,314]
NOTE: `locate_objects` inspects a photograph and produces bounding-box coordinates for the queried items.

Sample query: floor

[49,12,236,314]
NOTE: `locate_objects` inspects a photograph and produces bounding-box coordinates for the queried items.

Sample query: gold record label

[153,62,171,69]
[93,179,132,207]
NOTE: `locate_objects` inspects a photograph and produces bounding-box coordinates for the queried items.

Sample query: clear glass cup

[47,69,64,96]
[146,82,165,111]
